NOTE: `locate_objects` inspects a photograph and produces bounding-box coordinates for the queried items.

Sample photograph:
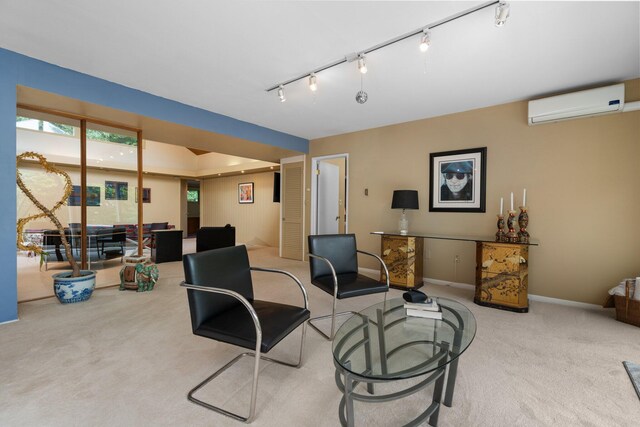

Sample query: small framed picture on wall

[238,182,254,204]
[135,187,151,203]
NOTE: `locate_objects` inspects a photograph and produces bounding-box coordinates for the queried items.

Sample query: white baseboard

[0,318,18,326]
[359,267,601,309]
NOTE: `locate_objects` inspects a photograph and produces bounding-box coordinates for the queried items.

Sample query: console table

[372,232,539,313]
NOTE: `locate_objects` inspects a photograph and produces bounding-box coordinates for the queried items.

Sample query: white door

[317,161,340,234]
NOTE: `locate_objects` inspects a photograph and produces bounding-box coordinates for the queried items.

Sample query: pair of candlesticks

[496,207,529,243]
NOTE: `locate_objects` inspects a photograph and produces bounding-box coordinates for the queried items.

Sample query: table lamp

[391,190,419,235]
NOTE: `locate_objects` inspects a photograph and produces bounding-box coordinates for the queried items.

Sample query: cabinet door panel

[478,272,524,305]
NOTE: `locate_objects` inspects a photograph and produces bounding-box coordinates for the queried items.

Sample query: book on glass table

[403,298,439,312]
[405,307,443,320]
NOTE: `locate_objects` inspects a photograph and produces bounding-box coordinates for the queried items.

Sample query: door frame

[310,153,349,236]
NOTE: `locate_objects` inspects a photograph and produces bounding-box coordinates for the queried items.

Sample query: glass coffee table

[332,297,476,426]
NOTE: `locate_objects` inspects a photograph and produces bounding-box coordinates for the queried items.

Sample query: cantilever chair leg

[308,291,388,340]
[188,322,307,423]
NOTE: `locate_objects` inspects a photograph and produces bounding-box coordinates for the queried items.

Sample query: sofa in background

[196,225,235,252]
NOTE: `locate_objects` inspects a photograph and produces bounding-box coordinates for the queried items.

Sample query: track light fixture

[495,1,510,27]
[419,30,431,52]
[266,1,508,102]
[308,73,317,91]
[357,55,367,74]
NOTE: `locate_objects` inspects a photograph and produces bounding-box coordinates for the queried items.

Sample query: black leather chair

[196,225,235,252]
[181,245,310,423]
[307,234,390,340]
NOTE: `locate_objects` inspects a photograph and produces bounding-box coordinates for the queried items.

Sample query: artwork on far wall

[105,181,128,200]
[429,147,486,212]
[238,182,254,204]
[68,185,101,206]
[135,187,151,203]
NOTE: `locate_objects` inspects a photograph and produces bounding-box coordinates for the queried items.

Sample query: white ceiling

[1,1,638,141]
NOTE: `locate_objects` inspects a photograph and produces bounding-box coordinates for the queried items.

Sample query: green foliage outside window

[17,116,136,145]
[86,129,137,146]
[187,190,199,203]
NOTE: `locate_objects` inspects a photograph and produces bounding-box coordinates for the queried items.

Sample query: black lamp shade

[391,190,419,210]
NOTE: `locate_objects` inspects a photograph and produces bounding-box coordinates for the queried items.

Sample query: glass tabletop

[332,297,476,380]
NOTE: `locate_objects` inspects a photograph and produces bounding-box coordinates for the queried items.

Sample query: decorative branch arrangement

[16,152,80,277]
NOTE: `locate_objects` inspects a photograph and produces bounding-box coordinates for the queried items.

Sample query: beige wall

[307,79,640,304]
[18,165,181,229]
[201,171,280,247]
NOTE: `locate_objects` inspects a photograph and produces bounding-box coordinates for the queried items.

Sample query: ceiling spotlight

[495,1,510,27]
[419,30,431,52]
[308,73,318,92]
[277,85,286,102]
[357,55,367,74]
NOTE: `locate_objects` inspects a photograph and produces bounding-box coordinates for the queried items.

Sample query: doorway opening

[311,154,348,235]
[186,180,200,237]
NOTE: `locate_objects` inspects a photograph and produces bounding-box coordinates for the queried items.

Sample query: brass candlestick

[517,206,530,243]
[506,210,518,243]
[496,214,506,242]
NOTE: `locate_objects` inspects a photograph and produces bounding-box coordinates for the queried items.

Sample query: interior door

[281,161,303,260]
[317,161,340,234]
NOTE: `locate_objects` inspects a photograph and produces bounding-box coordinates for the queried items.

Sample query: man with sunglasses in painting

[441,161,473,201]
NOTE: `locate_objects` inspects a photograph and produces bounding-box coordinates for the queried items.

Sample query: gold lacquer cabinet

[475,242,529,312]
[380,235,423,289]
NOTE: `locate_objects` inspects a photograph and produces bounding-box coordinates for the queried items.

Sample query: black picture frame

[429,147,486,212]
[238,182,254,204]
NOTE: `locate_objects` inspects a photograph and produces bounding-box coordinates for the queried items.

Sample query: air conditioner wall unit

[528,84,625,125]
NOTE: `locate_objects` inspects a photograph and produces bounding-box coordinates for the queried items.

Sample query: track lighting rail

[265,0,500,93]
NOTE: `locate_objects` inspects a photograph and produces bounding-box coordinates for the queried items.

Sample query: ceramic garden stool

[119,255,159,292]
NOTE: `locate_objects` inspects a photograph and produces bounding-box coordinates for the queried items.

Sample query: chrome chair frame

[180,266,309,423]
[307,249,389,340]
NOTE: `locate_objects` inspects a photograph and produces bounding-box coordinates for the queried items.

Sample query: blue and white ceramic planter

[52,270,97,304]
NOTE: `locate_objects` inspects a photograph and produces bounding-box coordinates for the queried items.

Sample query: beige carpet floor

[1,245,639,426]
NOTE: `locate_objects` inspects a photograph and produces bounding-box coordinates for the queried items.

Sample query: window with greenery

[17,116,138,147]
[187,190,199,203]
[86,129,137,146]
[16,116,74,136]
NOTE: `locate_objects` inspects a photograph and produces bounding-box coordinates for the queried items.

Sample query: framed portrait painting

[429,147,486,212]
[238,182,254,204]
